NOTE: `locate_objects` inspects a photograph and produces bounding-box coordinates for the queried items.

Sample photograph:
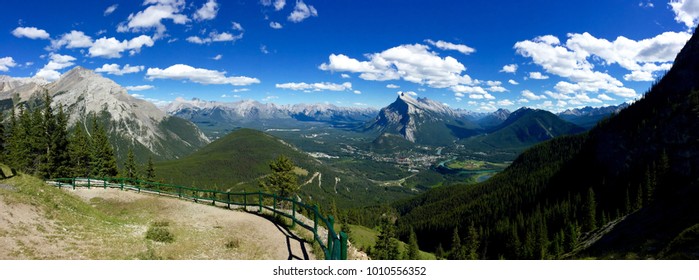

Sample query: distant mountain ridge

[0,67,210,161]
[558,103,629,129]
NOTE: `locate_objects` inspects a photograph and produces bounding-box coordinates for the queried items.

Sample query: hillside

[393,27,699,259]
[155,128,418,209]
[460,107,584,152]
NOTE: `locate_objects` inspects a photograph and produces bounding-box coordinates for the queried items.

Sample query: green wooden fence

[49,177,348,260]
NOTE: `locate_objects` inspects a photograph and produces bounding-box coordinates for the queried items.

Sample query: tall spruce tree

[68,122,92,177]
[124,147,139,179]
[407,227,421,260]
[90,117,118,177]
[373,218,400,260]
[259,155,300,198]
[8,107,31,172]
[583,188,597,232]
[48,104,71,178]
[39,92,56,178]
[146,155,156,181]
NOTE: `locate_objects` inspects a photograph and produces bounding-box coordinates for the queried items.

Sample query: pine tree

[449,227,467,259]
[407,227,420,260]
[146,155,156,181]
[124,147,139,179]
[434,243,445,260]
[583,188,597,232]
[259,155,299,198]
[90,117,117,177]
[49,104,71,178]
[0,112,5,162]
[39,91,56,178]
[373,218,400,260]
[8,107,31,172]
[68,122,92,177]
[465,222,480,260]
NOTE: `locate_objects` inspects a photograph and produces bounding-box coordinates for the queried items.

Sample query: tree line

[0,92,155,180]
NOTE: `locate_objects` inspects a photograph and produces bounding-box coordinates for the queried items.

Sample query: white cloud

[508,79,519,85]
[320,44,472,89]
[34,53,76,81]
[194,0,219,21]
[89,35,154,58]
[497,99,515,106]
[95,63,144,75]
[288,0,318,23]
[670,0,699,29]
[500,64,518,73]
[623,70,655,82]
[529,72,549,80]
[353,90,361,94]
[276,81,353,91]
[146,64,260,86]
[12,27,50,40]
[274,0,286,10]
[639,1,654,8]
[260,45,269,54]
[521,89,547,100]
[425,39,475,55]
[232,88,250,93]
[340,73,350,79]
[212,54,223,60]
[125,85,154,91]
[117,0,188,38]
[515,34,639,99]
[598,94,615,101]
[386,84,400,89]
[270,21,283,29]
[187,31,242,44]
[232,22,244,31]
[399,91,418,97]
[104,4,118,16]
[262,95,279,102]
[518,98,529,103]
[50,30,93,50]
[0,57,17,72]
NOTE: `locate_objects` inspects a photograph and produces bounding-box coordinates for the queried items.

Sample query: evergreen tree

[39,91,56,178]
[465,222,480,260]
[48,104,71,178]
[373,218,400,260]
[90,117,118,177]
[407,227,420,260]
[583,188,597,232]
[565,223,580,252]
[146,155,156,181]
[8,107,30,172]
[434,243,445,260]
[68,122,92,177]
[0,112,5,162]
[259,155,299,198]
[449,227,467,259]
[124,147,139,179]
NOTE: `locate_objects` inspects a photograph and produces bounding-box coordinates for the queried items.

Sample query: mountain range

[0,67,209,161]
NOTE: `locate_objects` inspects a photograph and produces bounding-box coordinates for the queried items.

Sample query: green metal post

[87,178,91,189]
[211,191,215,205]
[72,178,75,190]
[258,192,262,213]
[227,193,231,209]
[243,190,247,208]
[327,215,335,258]
[103,178,107,189]
[340,231,348,260]
[313,205,318,234]
[120,178,124,190]
[292,200,296,227]
[273,193,277,212]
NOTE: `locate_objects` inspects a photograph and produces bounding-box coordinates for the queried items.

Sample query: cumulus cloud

[598,94,615,101]
[104,4,118,16]
[34,53,75,81]
[0,57,17,72]
[340,73,350,78]
[521,90,547,100]
[125,85,154,91]
[274,0,286,10]
[95,63,144,75]
[117,0,188,38]
[212,54,223,60]
[12,27,50,40]
[508,79,519,85]
[276,81,353,92]
[529,72,549,80]
[515,34,639,98]
[320,44,473,90]
[288,0,318,23]
[497,99,515,106]
[500,64,518,73]
[386,84,400,89]
[88,35,155,58]
[232,88,250,93]
[232,22,244,31]
[425,39,476,55]
[187,31,243,44]
[486,80,507,92]
[670,0,699,29]
[146,64,260,86]
[194,0,219,21]
[50,30,93,50]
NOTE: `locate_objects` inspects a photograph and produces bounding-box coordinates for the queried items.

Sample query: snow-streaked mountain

[477,108,511,129]
[165,97,378,135]
[558,103,629,129]
[368,92,480,145]
[0,67,209,160]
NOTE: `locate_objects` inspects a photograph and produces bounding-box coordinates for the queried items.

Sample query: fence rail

[48,177,348,260]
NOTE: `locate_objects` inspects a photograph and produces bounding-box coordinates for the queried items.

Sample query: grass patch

[145,221,174,243]
[346,224,436,260]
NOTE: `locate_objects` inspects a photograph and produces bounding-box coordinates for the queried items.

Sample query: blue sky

[1,0,699,112]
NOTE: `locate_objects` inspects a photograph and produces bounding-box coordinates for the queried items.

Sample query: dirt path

[68,188,315,260]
